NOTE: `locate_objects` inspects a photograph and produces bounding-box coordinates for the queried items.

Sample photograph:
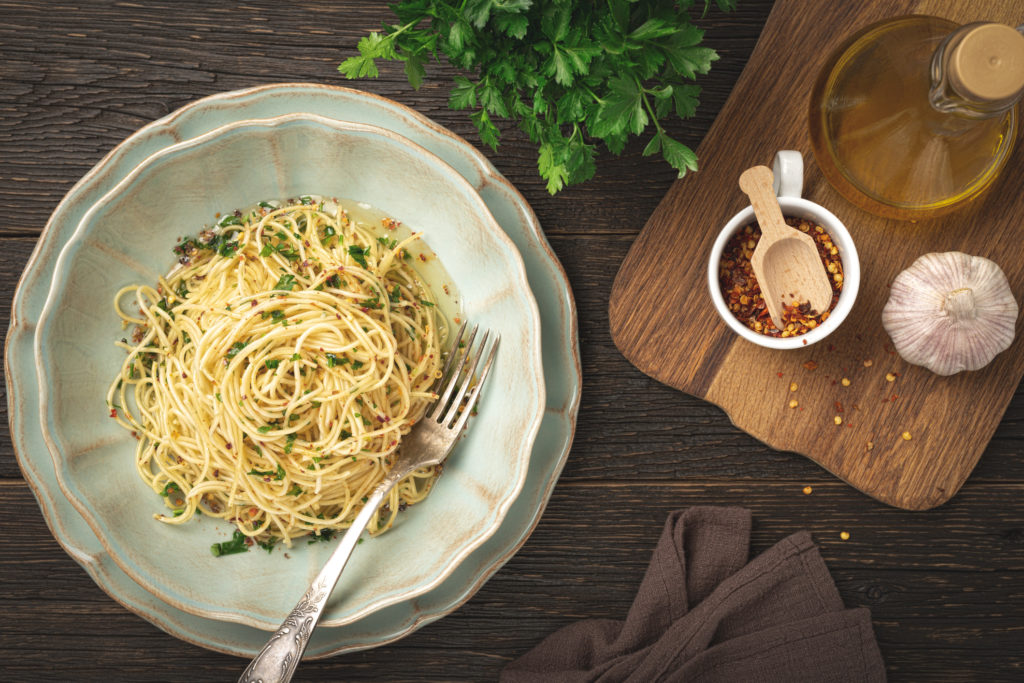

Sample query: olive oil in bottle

[809,17,1024,221]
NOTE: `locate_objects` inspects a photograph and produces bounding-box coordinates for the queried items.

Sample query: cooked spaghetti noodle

[107,198,447,547]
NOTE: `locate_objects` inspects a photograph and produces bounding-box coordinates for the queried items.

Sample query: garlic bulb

[882,252,1018,376]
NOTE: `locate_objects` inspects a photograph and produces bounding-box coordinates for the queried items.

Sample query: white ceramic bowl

[34,113,545,630]
[707,196,860,349]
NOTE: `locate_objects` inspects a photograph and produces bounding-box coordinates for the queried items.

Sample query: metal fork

[240,323,498,683]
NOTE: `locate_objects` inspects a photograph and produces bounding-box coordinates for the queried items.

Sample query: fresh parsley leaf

[449,75,478,110]
[248,464,285,480]
[338,0,730,193]
[274,274,297,291]
[307,528,336,544]
[225,341,248,361]
[348,245,369,268]
[211,530,249,557]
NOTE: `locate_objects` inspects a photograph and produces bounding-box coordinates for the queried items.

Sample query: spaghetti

[107,198,448,547]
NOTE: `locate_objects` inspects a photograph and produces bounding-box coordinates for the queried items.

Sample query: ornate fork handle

[239,468,407,683]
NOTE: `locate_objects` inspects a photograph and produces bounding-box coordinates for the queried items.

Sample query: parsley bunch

[339,0,735,194]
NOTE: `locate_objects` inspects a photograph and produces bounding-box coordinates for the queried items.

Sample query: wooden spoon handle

[738,166,789,240]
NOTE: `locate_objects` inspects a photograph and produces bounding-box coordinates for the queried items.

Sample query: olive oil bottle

[809,17,1024,221]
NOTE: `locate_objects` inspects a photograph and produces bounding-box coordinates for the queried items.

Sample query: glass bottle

[809,17,1024,221]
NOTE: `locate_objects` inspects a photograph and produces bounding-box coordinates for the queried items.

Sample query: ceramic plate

[36,114,545,629]
[7,83,579,656]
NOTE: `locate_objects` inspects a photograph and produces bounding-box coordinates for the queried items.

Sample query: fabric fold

[502,507,885,683]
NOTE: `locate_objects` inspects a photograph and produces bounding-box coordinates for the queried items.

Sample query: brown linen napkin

[502,507,886,683]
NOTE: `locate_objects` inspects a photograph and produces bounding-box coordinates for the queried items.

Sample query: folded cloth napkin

[502,507,886,682]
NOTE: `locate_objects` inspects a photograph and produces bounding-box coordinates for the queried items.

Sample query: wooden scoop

[739,165,833,331]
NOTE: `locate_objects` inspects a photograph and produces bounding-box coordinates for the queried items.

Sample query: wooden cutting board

[609,0,1024,510]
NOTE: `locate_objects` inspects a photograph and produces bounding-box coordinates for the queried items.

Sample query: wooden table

[1,2,1021,681]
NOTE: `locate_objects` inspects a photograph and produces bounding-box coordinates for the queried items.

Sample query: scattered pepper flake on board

[840,531,850,541]
[902,431,912,441]
[803,360,818,371]
[790,382,798,392]
[789,399,799,409]
[866,441,874,451]
[834,415,843,425]
[886,373,896,382]
[802,485,813,495]
[863,359,873,367]
[841,377,851,386]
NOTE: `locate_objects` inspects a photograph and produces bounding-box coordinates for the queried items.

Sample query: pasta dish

[107,197,448,548]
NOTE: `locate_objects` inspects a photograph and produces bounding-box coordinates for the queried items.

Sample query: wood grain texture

[2,481,1023,681]
[609,0,1024,511]
[1,1,1022,681]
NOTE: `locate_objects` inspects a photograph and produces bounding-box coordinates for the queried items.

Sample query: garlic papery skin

[882,252,1019,376]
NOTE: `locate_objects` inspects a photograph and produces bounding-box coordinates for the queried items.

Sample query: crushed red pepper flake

[718,218,843,337]
[803,360,818,371]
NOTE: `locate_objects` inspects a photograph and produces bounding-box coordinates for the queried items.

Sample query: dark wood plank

[0,1,769,238]
[3,0,1023,681]
[2,482,1022,682]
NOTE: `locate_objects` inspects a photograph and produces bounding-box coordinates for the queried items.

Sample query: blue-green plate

[37,114,546,628]
[6,83,580,657]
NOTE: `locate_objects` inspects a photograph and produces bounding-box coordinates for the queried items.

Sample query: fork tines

[426,322,499,431]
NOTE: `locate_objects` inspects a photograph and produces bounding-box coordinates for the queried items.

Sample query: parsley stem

[583,85,603,104]
[640,84,664,135]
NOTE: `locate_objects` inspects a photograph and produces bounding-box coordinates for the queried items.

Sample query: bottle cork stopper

[948,23,1024,102]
